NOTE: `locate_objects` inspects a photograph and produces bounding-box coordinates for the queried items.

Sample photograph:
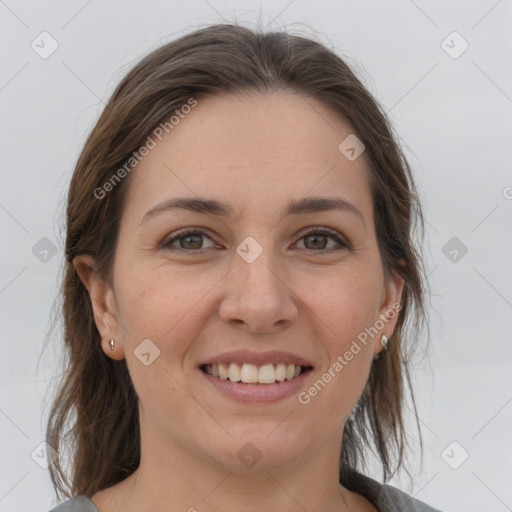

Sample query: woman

[46,23,441,512]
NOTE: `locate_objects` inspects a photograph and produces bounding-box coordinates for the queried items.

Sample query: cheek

[115,266,219,413]
[115,263,223,350]
[294,263,382,410]
[300,263,384,342]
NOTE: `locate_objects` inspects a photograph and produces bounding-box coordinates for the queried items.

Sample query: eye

[161,227,350,254]
[294,227,349,252]
[161,229,216,252]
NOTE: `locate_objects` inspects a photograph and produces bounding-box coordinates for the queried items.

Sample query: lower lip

[199,368,313,403]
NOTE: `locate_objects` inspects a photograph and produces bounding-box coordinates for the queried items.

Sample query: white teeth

[203,362,306,384]
[228,362,241,382]
[240,363,258,383]
[258,363,275,384]
[275,363,287,382]
[219,363,229,380]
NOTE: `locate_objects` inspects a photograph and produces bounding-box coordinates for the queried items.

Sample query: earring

[373,335,388,361]
[109,339,115,351]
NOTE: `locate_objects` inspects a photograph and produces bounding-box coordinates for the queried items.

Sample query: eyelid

[161,226,350,252]
[294,226,350,251]
[160,227,217,251]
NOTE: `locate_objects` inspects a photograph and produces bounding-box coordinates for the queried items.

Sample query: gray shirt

[48,470,443,512]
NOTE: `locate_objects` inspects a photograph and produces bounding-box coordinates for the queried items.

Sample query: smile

[200,362,312,384]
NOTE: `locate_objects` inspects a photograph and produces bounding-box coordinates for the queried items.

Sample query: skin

[75,92,404,512]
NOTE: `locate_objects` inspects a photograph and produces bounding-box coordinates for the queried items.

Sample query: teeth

[240,363,259,383]
[203,362,305,384]
[275,363,287,382]
[258,363,275,384]
[218,363,229,380]
[228,362,241,382]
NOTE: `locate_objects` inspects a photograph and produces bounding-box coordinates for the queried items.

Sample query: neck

[99,421,353,512]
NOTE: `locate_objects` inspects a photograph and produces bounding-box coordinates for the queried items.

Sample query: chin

[198,424,310,473]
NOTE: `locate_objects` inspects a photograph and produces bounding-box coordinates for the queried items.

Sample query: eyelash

[161,226,350,254]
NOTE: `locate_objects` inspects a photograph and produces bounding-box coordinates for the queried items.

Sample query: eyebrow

[141,195,366,228]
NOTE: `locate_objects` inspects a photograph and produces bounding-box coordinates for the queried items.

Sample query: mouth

[200,362,313,385]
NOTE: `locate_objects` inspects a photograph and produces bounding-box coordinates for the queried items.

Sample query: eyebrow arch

[141,195,366,228]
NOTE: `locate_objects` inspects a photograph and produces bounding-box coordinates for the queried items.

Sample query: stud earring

[373,335,389,361]
[109,339,115,351]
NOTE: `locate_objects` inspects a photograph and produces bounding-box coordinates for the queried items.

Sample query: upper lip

[199,350,314,368]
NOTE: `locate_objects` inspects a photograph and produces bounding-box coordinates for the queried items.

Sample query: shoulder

[379,482,443,511]
[48,495,98,512]
[340,468,444,512]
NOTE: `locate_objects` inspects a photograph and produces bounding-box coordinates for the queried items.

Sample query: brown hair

[45,22,430,500]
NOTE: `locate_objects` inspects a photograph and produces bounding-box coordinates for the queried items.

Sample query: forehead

[122,92,372,222]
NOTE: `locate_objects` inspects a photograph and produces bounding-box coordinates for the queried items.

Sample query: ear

[374,266,405,356]
[73,254,125,361]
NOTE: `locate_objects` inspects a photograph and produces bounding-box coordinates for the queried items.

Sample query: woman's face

[85,92,403,473]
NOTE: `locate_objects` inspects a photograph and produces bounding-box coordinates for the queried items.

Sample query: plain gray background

[1,1,511,511]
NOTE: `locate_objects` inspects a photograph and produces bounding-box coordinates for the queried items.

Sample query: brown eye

[303,233,328,250]
[162,230,215,251]
[295,228,349,252]
[179,233,203,250]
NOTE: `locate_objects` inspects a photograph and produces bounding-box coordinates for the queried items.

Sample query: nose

[218,249,299,334]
